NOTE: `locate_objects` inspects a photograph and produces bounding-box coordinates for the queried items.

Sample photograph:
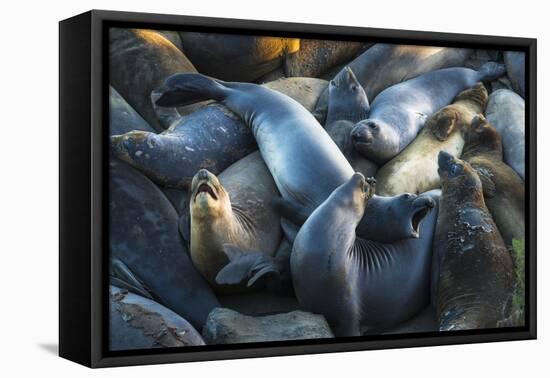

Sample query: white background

[0,0,546,376]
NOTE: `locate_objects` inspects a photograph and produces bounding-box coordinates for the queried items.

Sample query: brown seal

[461,115,525,246]
[189,152,282,293]
[433,151,514,331]
[375,82,488,195]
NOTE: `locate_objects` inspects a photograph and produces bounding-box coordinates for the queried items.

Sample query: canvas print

[108,27,526,351]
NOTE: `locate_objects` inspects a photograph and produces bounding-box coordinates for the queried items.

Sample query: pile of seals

[108,28,526,349]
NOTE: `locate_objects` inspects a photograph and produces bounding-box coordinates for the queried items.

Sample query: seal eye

[449,163,463,177]
[403,193,412,200]
[351,85,357,91]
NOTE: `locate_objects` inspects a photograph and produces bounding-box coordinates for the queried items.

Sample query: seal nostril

[197,169,209,180]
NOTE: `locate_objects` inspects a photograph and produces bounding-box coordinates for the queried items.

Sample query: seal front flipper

[428,109,458,141]
[155,73,230,107]
[215,244,280,287]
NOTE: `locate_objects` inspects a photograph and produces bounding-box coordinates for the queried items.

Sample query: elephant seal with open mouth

[291,174,439,336]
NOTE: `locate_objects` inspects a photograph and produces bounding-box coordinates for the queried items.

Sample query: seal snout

[351,121,376,145]
[410,196,434,237]
[193,169,219,201]
[438,150,454,171]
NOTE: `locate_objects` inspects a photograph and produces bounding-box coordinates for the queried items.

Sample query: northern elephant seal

[351,63,505,164]
[109,158,219,329]
[155,73,435,291]
[433,151,514,331]
[109,28,200,131]
[462,115,525,246]
[179,32,299,82]
[109,85,155,136]
[375,82,488,195]
[111,77,328,188]
[485,89,525,179]
[291,174,439,336]
[504,51,525,98]
[284,39,364,78]
[325,67,377,178]
[314,44,473,123]
[109,286,205,350]
[188,152,282,292]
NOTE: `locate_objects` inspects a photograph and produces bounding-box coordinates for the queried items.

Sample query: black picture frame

[59,9,537,368]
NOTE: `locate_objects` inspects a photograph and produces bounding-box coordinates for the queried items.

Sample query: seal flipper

[155,73,230,107]
[110,258,153,300]
[215,244,280,287]
[429,109,458,141]
[477,62,506,82]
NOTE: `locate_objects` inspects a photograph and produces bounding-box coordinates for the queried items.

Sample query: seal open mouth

[410,198,435,237]
[195,182,218,201]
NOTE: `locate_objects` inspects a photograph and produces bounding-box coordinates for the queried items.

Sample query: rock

[109,286,205,351]
[202,308,334,344]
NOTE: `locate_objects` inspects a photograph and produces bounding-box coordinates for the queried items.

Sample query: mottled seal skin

[188,152,282,292]
[111,103,255,188]
[284,39,364,78]
[462,115,525,246]
[179,32,299,82]
[485,89,525,179]
[109,158,219,330]
[111,78,328,188]
[433,151,514,331]
[109,86,155,136]
[109,286,205,351]
[291,174,439,336]
[504,51,525,98]
[325,67,377,178]
[110,28,199,132]
[375,82,488,195]
[314,44,473,123]
[351,63,505,164]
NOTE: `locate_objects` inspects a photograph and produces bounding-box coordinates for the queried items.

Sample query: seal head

[326,67,370,124]
[351,119,400,165]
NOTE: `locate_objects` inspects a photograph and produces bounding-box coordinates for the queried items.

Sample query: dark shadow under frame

[59,9,537,368]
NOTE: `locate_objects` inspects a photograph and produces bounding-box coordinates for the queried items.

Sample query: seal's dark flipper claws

[155,73,228,107]
[217,244,279,286]
[247,264,280,287]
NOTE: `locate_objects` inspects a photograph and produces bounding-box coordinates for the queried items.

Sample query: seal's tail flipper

[110,257,154,300]
[155,73,229,107]
[477,62,506,82]
[215,244,280,287]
